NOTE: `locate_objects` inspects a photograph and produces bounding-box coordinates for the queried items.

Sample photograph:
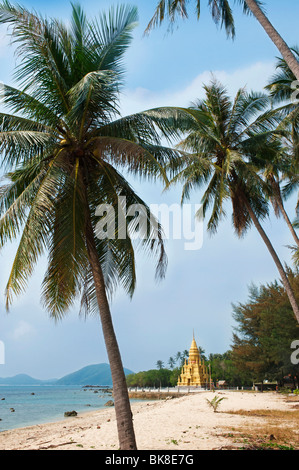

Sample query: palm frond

[41,161,88,319]
[4,161,63,309]
[145,0,235,37]
[88,4,138,77]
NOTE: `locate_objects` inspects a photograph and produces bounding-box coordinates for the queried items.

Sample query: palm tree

[266,47,299,105]
[156,360,164,369]
[0,2,178,450]
[175,351,182,364]
[265,50,299,245]
[168,356,175,369]
[146,1,299,80]
[146,0,235,38]
[182,349,189,362]
[243,0,299,80]
[259,148,299,247]
[292,218,299,266]
[162,80,299,323]
[198,346,207,361]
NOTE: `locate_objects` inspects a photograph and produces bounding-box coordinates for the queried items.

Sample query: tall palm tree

[0,2,178,450]
[243,0,299,80]
[156,360,164,369]
[160,80,299,323]
[146,1,299,80]
[168,356,175,369]
[198,346,207,361]
[146,0,236,37]
[292,218,299,266]
[258,148,299,247]
[265,49,299,245]
[182,349,189,361]
[266,47,299,105]
[175,351,182,364]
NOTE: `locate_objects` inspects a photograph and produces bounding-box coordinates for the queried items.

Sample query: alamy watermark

[291,80,299,104]
[95,197,203,251]
[290,340,299,365]
[0,340,5,365]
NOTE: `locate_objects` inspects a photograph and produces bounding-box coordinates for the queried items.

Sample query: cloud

[11,321,36,341]
[119,61,276,116]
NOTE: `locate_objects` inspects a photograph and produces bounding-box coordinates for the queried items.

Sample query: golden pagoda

[177,334,210,387]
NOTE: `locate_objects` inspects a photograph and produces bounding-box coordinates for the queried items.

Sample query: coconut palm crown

[162,79,299,322]
[266,48,299,216]
[0,2,173,313]
[0,1,181,450]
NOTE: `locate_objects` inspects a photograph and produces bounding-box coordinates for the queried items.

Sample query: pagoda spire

[177,332,211,388]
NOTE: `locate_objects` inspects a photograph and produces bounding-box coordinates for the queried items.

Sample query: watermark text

[0,340,5,365]
[290,340,299,365]
[95,198,203,251]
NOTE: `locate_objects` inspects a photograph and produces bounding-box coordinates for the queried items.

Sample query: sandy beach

[0,390,298,450]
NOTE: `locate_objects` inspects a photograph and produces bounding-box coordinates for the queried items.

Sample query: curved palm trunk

[244,0,299,80]
[85,210,137,450]
[243,197,299,324]
[270,178,299,247]
[276,198,299,247]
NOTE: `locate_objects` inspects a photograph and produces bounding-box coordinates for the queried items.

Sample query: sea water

[0,385,117,431]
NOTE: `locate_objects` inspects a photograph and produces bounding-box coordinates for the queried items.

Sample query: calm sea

[0,385,119,431]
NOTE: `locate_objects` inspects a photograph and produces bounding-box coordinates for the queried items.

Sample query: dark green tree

[175,351,182,364]
[208,351,250,386]
[156,360,165,370]
[231,269,299,387]
[126,369,172,388]
[168,356,175,369]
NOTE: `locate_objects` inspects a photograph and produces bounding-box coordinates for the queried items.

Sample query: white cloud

[119,61,276,116]
[11,321,36,341]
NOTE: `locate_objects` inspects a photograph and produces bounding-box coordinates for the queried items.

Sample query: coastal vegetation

[231,268,299,390]
[127,269,299,390]
[206,395,226,413]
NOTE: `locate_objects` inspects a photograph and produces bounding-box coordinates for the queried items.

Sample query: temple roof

[189,335,200,358]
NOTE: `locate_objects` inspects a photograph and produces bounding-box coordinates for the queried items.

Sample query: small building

[177,334,211,387]
[253,381,278,391]
[217,380,228,389]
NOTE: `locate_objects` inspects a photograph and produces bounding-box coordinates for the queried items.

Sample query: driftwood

[38,441,77,450]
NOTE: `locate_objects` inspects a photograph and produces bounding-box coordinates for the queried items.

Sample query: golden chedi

[177,334,210,387]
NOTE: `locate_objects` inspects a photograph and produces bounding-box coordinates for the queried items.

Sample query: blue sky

[0,0,298,380]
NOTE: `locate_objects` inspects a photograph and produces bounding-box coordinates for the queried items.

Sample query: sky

[0,0,298,380]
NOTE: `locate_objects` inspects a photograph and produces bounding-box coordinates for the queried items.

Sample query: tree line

[127,269,299,389]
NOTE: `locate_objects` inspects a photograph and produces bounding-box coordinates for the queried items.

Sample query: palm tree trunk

[244,0,299,80]
[243,196,299,324]
[276,198,299,247]
[270,177,299,247]
[85,208,137,450]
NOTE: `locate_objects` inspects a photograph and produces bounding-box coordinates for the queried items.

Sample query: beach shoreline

[0,390,297,450]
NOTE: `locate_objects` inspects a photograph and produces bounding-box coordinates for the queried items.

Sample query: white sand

[0,391,296,450]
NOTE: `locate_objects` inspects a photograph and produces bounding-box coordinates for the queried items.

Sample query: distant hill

[0,364,134,386]
[0,374,49,386]
[55,363,134,386]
